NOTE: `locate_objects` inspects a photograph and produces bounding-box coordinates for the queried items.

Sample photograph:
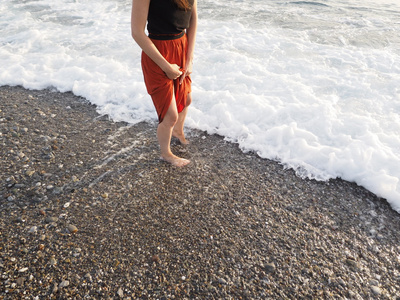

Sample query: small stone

[337,278,346,286]
[38,244,45,250]
[18,267,28,273]
[84,273,93,282]
[265,263,276,273]
[67,224,78,234]
[25,170,35,177]
[346,258,359,269]
[12,217,23,224]
[45,216,58,223]
[218,278,227,285]
[371,286,382,295]
[16,277,25,286]
[59,280,69,288]
[117,288,124,298]
[49,257,57,266]
[53,187,63,195]
[370,280,379,286]
[151,255,160,263]
[29,226,38,233]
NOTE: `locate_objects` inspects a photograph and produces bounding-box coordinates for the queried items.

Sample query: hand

[179,59,193,85]
[164,63,183,80]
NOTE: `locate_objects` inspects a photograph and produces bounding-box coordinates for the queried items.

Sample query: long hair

[173,0,191,11]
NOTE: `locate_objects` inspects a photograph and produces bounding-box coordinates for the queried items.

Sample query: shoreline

[1,85,400,299]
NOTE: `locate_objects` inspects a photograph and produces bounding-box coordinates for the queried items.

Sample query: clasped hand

[164,61,192,85]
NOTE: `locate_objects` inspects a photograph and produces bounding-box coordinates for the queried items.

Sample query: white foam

[1,0,400,212]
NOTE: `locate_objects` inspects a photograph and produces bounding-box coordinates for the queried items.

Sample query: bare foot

[172,130,190,145]
[160,154,190,167]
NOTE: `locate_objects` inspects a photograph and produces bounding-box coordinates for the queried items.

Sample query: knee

[162,111,178,127]
[186,93,192,107]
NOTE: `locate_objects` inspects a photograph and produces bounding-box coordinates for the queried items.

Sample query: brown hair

[173,0,191,11]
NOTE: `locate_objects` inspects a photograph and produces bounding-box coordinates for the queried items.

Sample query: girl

[131,0,198,167]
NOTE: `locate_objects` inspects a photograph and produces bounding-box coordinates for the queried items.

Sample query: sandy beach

[1,85,400,299]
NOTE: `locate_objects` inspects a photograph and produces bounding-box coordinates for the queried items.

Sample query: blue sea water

[1,0,400,212]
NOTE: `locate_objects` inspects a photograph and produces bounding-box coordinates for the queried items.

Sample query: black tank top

[147,0,194,40]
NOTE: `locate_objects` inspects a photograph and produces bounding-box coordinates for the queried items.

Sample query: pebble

[59,280,69,288]
[371,286,382,295]
[84,273,93,282]
[25,170,35,177]
[346,258,359,269]
[370,279,379,286]
[45,216,58,223]
[67,224,78,234]
[117,288,124,297]
[16,277,25,286]
[53,187,63,194]
[265,263,276,273]
[218,278,228,285]
[49,257,57,266]
[29,226,38,233]
[18,267,28,273]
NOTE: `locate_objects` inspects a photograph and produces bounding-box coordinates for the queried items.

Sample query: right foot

[160,154,190,167]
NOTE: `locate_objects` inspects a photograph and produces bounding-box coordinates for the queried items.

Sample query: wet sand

[1,85,400,299]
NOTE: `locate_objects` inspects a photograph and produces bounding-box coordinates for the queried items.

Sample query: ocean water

[1,0,400,212]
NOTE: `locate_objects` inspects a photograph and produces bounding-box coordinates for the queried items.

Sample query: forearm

[131,31,170,72]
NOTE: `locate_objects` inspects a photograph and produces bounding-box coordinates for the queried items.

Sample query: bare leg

[157,97,190,167]
[172,93,192,144]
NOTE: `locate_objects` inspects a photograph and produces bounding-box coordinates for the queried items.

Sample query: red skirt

[141,34,192,123]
